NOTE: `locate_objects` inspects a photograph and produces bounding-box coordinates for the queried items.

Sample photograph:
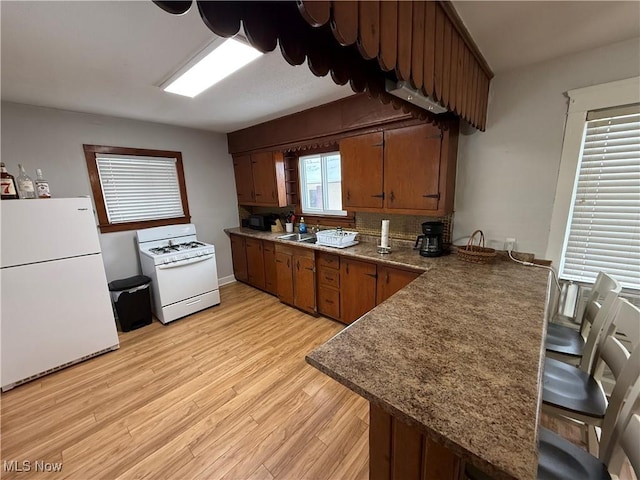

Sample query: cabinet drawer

[317,252,340,270]
[318,266,340,288]
[318,286,340,320]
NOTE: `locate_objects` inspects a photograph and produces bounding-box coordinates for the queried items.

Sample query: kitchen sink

[277,233,317,244]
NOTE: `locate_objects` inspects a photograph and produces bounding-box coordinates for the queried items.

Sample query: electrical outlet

[504,237,516,252]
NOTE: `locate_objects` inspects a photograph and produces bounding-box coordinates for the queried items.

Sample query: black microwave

[247,214,273,231]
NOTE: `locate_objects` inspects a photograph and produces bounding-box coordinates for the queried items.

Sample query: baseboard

[218,275,236,286]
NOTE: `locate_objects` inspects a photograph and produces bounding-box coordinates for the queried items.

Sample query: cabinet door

[251,151,277,204]
[263,241,277,295]
[384,125,442,211]
[318,286,340,320]
[340,132,384,209]
[275,251,294,306]
[245,238,265,290]
[294,254,316,314]
[341,258,377,324]
[233,155,255,205]
[376,266,420,304]
[230,235,248,283]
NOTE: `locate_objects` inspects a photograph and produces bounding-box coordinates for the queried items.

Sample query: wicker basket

[456,230,497,264]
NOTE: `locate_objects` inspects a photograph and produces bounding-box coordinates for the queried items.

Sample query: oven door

[155,254,219,307]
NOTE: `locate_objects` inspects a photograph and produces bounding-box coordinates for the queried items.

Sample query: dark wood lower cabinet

[245,238,265,290]
[294,254,316,314]
[341,257,377,324]
[263,241,277,295]
[370,404,462,480]
[275,250,294,305]
[230,234,248,282]
[376,265,421,304]
[275,244,316,314]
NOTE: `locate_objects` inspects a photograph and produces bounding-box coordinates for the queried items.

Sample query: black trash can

[108,275,152,332]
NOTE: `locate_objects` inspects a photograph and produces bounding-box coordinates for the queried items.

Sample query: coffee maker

[414,221,444,257]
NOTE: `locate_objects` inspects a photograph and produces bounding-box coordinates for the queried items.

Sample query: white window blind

[560,107,640,289]
[96,154,184,224]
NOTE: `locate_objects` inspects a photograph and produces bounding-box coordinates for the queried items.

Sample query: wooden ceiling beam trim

[411,1,426,91]
[297,0,330,27]
[396,2,413,82]
[378,1,398,72]
[154,0,489,130]
[357,1,380,60]
[330,1,359,46]
[423,1,436,99]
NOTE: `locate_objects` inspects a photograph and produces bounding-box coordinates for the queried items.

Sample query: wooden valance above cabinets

[153,1,494,130]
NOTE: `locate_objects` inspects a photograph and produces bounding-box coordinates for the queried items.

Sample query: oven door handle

[157,254,214,269]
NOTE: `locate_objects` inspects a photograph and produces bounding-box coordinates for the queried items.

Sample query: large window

[84,145,190,233]
[559,105,639,289]
[299,151,346,216]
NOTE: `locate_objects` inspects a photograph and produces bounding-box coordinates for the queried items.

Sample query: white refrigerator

[1,197,119,391]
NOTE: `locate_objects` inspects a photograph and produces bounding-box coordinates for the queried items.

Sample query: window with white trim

[299,151,346,216]
[559,104,640,290]
[83,145,190,233]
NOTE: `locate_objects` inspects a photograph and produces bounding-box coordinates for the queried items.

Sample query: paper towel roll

[381,219,390,248]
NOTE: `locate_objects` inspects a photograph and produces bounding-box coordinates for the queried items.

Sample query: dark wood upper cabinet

[340,132,384,209]
[232,155,254,204]
[339,121,458,216]
[384,124,442,211]
[232,151,287,207]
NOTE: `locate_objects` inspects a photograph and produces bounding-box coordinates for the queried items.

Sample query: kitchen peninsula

[308,254,550,480]
[226,227,551,480]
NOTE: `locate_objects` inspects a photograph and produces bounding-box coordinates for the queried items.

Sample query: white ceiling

[2,1,639,133]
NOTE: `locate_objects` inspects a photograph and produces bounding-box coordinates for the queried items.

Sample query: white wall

[1,102,238,282]
[453,37,640,258]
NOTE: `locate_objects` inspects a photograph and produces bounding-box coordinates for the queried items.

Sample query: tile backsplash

[355,212,452,244]
[239,206,452,244]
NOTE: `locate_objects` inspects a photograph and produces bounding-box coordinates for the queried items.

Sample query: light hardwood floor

[1,282,635,480]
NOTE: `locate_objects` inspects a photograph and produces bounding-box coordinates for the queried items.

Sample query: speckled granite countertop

[225,227,436,271]
[225,227,551,480]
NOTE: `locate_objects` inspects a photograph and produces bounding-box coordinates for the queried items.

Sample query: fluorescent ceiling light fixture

[163,38,262,98]
[385,80,447,114]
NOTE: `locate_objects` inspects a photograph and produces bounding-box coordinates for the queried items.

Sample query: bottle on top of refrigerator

[1,162,19,200]
[35,169,51,198]
[17,164,36,199]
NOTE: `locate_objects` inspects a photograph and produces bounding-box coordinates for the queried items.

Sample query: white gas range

[137,224,220,324]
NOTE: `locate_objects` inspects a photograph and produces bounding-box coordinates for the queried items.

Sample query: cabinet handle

[346,190,351,201]
[296,260,300,271]
[345,264,349,274]
[386,272,390,284]
[255,193,262,197]
[371,193,385,199]
[422,193,441,199]
[326,300,334,304]
[325,276,332,281]
[287,258,290,268]
[389,191,395,202]
[365,272,377,279]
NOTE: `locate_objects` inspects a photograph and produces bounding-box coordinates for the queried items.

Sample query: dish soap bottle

[299,216,307,234]
[1,162,19,200]
[35,169,51,198]
[17,164,36,199]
